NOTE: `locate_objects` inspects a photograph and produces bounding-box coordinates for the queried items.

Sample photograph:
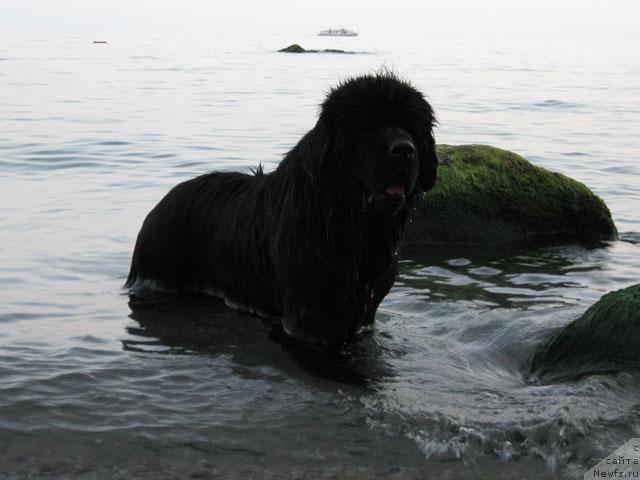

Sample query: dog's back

[126,170,279,314]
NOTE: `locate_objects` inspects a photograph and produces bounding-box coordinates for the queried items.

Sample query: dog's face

[358,124,421,212]
[307,73,438,212]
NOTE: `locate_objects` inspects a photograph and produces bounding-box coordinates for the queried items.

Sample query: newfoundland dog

[126,73,437,349]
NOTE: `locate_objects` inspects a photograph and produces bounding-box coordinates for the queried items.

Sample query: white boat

[318,28,358,37]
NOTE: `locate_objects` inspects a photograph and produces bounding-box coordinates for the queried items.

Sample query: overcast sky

[2,0,639,43]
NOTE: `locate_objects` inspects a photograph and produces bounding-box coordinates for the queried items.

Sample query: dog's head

[303,73,437,211]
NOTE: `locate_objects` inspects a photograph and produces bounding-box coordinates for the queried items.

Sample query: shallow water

[1,33,640,479]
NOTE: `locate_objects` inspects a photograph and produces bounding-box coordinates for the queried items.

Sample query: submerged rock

[406,145,617,245]
[531,284,640,381]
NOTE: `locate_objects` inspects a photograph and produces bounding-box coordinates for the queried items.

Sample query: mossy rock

[279,44,306,53]
[531,284,640,381]
[406,145,617,245]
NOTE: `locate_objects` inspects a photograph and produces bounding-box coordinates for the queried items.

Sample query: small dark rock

[278,44,306,53]
[278,44,349,54]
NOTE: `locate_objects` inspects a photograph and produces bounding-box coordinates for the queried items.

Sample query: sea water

[1,32,640,479]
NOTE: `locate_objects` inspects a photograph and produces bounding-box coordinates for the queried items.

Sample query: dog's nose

[389,139,416,158]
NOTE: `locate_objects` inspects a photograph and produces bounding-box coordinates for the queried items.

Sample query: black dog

[126,73,437,349]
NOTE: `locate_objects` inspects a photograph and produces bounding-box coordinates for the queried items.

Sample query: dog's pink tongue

[386,185,406,196]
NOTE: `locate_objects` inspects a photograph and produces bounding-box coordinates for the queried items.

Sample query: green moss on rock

[279,44,306,53]
[406,145,617,244]
[531,284,640,381]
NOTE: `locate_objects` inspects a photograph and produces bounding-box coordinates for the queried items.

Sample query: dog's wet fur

[126,73,437,349]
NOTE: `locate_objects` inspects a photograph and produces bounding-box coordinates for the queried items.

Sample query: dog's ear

[417,129,438,192]
[301,119,337,189]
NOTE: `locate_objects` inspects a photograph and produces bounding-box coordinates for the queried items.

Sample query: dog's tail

[250,164,265,176]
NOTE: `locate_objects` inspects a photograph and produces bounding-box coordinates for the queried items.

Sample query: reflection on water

[126,293,394,386]
[397,241,615,310]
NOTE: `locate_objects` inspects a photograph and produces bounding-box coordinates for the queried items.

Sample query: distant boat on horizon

[318,28,358,37]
